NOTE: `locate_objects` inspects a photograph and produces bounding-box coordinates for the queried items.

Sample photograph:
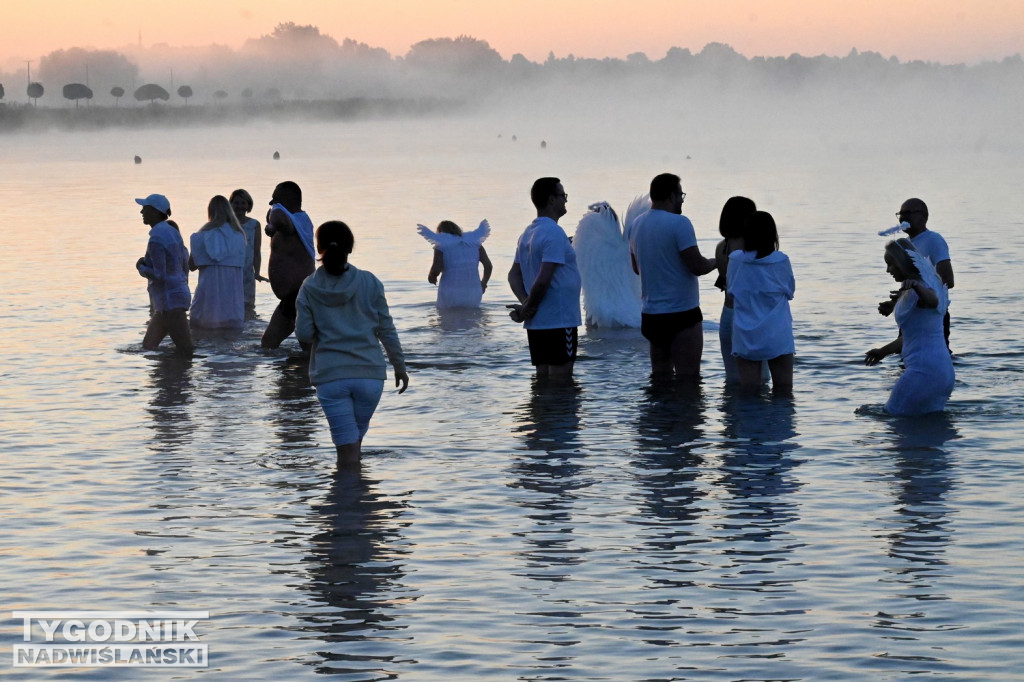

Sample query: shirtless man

[262,181,315,350]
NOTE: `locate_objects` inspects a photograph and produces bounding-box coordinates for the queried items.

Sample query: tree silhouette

[241,87,253,99]
[177,85,193,106]
[27,82,44,106]
[62,83,93,108]
[134,83,170,104]
[213,90,228,101]
[0,83,5,101]
[110,86,124,106]
[39,47,137,104]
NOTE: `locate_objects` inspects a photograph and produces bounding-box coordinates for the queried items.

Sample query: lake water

[1,110,1023,680]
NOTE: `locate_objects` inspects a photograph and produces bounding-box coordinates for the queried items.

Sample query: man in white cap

[135,193,194,355]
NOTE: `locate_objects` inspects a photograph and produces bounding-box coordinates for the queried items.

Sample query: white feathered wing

[573,201,641,328]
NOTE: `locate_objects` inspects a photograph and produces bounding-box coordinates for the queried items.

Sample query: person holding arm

[713,196,759,384]
[873,198,955,357]
[727,211,796,392]
[628,173,716,377]
[507,177,582,379]
[296,221,409,468]
[865,238,954,415]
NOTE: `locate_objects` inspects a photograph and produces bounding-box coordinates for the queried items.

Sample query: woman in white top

[416,220,492,309]
[727,211,796,391]
[189,195,247,330]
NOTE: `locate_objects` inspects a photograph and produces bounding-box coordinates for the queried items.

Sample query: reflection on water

[301,469,414,676]
[145,353,195,450]
[509,378,588,579]
[717,390,802,543]
[632,379,707,548]
[268,357,320,450]
[873,413,960,659]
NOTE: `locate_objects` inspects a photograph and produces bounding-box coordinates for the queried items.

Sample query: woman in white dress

[189,195,247,330]
[727,211,796,391]
[416,220,492,309]
[864,239,954,416]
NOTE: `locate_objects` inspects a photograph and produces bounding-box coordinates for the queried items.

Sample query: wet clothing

[513,217,582,330]
[190,224,246,330]
[296,263,406,446]
[629,209,700,314]
[727,250,795,361]
[886,287,955,416]
[138,220,191,313]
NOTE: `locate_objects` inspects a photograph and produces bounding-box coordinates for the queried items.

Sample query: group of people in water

[135,175,955,466]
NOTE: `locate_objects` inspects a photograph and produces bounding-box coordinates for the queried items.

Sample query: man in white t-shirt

[508,177,583,379]
[629,173,717,377]
[867,197,955,364]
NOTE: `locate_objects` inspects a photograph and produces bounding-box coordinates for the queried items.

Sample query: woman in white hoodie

[295,221,409,467]
[726,211,795,391]
[189,195,247,330]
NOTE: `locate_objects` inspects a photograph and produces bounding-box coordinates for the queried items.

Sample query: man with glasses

[870,197,954,360]
[629,173,717,377]
[508,177,582,379]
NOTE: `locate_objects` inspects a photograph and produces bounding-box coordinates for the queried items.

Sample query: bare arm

[508,262,527,303]
[427,250,444,285]
[508,261,557,322]
[680,245,716,277]
[479,246,493,291]
[265,207,295,236]
[905,279,939,309]
[866,283,936,365]
[935,259,954,289]
[253,223,265,281]
[865,336,903,366]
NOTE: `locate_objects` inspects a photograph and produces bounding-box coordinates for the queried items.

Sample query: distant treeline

[1,23,1021,130]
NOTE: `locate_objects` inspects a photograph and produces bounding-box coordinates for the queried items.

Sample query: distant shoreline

[0,97,463,133]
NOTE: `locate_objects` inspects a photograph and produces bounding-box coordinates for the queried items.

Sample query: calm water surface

[1,116,1022,680]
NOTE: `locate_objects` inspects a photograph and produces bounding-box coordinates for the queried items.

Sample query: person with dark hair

[230,188,266,316]
[508,177,582,378]
[416,218,493,309]
[865,238,954,415]
[295,221,409,467]
[135,193,194,355]
[628,173,717,377]
[189,195,247,330]
[714,196,759,383]
[263,181,315,349]
[727,211,795,391]
[877,198,955,351]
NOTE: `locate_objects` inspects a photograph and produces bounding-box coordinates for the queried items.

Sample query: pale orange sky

[2,0,1022,71]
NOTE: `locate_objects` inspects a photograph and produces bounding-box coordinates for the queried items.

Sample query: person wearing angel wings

[865,238,955,416]
[416,219,493,309]
[875,198,954,349]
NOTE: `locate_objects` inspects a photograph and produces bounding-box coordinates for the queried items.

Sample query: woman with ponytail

[296,221,409,467]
